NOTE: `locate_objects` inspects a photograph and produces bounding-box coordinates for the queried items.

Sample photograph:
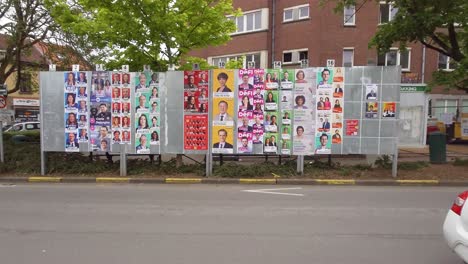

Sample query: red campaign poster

[183,71,209,113]
[346,119,359,136]
[184,115,208,150]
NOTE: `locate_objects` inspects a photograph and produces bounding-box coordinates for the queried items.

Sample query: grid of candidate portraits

[64,71,161,154]
[184,70,209,150]
[64,71,88,152]
[61,67,397,155]
[210,67,354,156]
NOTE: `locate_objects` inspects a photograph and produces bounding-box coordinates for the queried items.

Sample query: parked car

[443,190,468,263]
[2,122,40,132]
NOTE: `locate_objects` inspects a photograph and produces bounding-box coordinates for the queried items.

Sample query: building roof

[0,34,46,65]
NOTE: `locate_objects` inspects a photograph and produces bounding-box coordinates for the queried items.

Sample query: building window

[19,73,32,93]
[438,53,456,71]
[283,9,293,22]
[228,9,267,35]
[210,52,264,69]
[379,2,398,24]
[433,99,458,120]
[283,49,308,65]
[298,6,309,19]
[377,48,410,71]
[343,48,354,67]
[283,4,310,23]
[344,5,355,25]
[283,52,292,63]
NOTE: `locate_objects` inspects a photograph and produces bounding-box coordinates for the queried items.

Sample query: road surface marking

[242,187,304,196]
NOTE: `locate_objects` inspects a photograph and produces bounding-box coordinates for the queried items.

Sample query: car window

[25,124,35,130]
[13,124,23,131]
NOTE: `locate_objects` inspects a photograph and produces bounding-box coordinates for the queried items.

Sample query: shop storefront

[12,98,40,122]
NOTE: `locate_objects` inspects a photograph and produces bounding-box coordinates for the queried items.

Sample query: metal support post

[392,145,398,178]
[297,155,304,175]
[120,144,127,177]
[205,152,212,177]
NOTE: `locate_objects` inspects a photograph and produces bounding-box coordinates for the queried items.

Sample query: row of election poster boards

[41,66,400,156]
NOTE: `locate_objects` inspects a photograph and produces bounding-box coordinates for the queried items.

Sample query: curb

[0,177,467,186]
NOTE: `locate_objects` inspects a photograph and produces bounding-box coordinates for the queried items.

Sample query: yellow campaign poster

[212,125,234,154]
[212,69,235,94]
[212,97,235,126]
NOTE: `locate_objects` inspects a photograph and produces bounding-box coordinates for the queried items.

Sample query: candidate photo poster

[89,71,112,152]
[64,71,85,152]
[365,102,379,119]
[212,69,235,154]
[134,71,155,153]
[365,84,378,100]
[331,67,345,145]
[315,67,335,154]
[265,69,279,90]
[263,70,279,154]
[237,68,264,154]
[280,89,293,154]
[293,68,316,155]
[315,132,332,154]
[184,71,209,151]
[382,102,396,118]
[280,69,295,90]
[110,72,133,146]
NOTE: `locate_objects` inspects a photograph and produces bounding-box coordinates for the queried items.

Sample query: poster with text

[212,69,236,153]
[184,71,209,151]
[280,69,295,89]
[331,67,345,145]
[365,102,379,119]
[184,115,208,150]
[64,71,84,152]
[382,102,396,118]
[315,132,332,154]
[346,119,359,136]
[265,69,280,90]
[89,71,111,152]
[365,84,378,100]
[293,68,316,155]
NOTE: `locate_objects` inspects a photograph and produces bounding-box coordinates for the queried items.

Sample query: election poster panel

[212,69,236,154]
[293,68,316,155]
[183,70,209,151]
[237,69,264,154]
[184,115,208,150]
[64,71,82,152]
[331,67,345,145]
[134,72,157,153]
[89,71,112,152]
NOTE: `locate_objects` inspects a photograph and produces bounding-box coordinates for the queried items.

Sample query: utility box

[428,132,447,164]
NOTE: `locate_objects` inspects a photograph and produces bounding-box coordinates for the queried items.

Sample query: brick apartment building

[188,0,467,126]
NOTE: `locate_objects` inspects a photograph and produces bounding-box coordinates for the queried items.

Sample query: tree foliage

[0,0,58,93]
[325,0,467,91]
[45,0,238,72]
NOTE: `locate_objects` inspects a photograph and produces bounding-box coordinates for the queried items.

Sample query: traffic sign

[0,96,7,109]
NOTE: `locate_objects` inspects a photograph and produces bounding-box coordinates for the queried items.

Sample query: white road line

[242,187,304,196]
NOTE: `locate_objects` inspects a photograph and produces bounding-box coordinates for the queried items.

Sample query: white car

[443,190,468,263]
[2,122,40,132]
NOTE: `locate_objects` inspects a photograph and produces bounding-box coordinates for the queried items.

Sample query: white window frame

[282,48,308,65]
[342,48,354,67]
[228,8,269,36]
[298,5,310,19]
[343,5,356,26]
[283,8,294,22]
[208,50,268,69]
[379,1,398,24]
[283,4,310,23]
[438,53,456,71]
[378,48,411,72]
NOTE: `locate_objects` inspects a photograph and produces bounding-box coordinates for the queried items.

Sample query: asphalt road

[0,184,464,264]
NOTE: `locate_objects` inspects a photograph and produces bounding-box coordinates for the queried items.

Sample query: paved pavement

[0,184,464,264]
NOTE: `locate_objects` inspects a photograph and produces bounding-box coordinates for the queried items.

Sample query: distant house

[0,34,90,124]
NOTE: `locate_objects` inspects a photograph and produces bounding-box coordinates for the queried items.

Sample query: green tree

[45,0,239,72]
[0,0,58,93]
[326,0,467,90]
